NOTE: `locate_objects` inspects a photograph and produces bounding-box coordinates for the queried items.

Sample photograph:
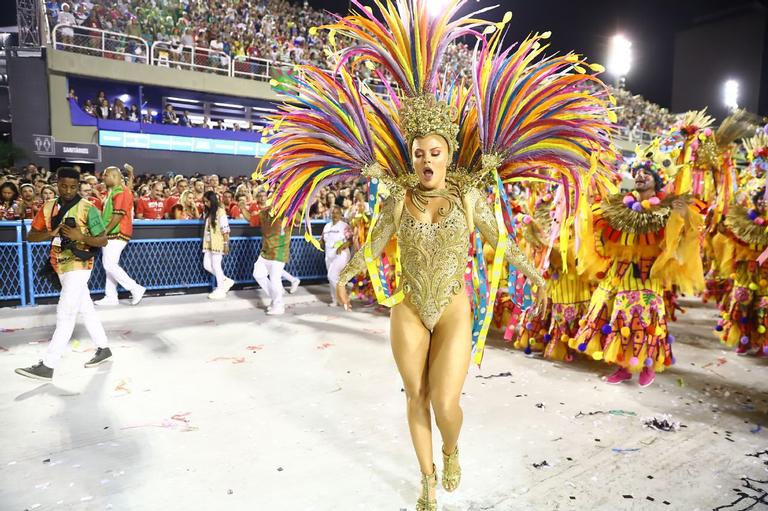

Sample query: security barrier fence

[0,220,327,307]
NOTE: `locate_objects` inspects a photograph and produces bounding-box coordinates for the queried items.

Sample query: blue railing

[1,220,327,306]
[0,221,26,306]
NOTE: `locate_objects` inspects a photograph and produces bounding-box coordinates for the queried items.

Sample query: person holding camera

[15,167,112,382]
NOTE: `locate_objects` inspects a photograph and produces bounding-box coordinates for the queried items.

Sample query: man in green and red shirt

[95,164,146,306]
[15,167,112,382]
[251,191,294,315]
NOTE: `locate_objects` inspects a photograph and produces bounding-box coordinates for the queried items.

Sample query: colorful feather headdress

[256,0,618,364]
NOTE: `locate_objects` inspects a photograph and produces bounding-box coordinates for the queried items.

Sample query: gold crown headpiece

[399,94,459,155]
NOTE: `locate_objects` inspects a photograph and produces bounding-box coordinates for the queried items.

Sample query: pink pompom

[648,196,661,206]
[522,215,532,225]
[703,127,713,137]
[622,195,635,206]
[629,356,639,366]
[756,217,765,226]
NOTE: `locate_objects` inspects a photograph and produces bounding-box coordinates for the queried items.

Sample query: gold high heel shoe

[416,464,437,511]
[442,445,461,492]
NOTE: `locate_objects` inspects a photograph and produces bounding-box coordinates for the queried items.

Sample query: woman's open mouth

[422,167,434,180]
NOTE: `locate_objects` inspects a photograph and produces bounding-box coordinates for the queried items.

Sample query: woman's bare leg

[428,292,472,454]
[390,300,434,475]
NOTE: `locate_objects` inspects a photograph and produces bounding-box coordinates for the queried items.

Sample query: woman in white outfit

[322,206,353,306]
[202,191,234,299]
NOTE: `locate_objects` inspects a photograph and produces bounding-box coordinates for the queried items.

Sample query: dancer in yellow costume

[515,191,599,360]
[664,110,753,308]
[256,1,615,508]
[715,130,768,356]
[571,145,704,387]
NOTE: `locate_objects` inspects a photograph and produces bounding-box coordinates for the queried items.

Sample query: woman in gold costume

[256,1,615,508]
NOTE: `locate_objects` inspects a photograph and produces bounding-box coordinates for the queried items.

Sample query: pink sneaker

[638,367,656,387]
[605,367,632,384]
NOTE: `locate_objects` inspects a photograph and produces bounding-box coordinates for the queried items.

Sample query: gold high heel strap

[416,464,437,511]
[442,445,461,492]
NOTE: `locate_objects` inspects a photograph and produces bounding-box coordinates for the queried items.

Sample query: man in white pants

[240,191,301,294]
[95,165,146,306]
[252,200,293,315]
[321,206,352,306]
[16,167,112,381]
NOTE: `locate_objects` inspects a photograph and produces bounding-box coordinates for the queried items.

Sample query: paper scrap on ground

[642,414,681,432]
[209,357,246,364]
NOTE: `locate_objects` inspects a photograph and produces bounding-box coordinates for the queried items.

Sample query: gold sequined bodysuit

[338,185,544,330]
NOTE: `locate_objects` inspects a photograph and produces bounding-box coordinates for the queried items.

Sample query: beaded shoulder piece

[599,193,680,235]
[725,206,768,248]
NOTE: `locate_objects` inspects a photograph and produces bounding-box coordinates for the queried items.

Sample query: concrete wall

[99,146,258,177]
[47,50,280,101]
[49,72,97,144]
[8,56,53,168]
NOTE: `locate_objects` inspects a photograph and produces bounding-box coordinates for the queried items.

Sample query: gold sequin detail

[338,186,545,328]
[399,203,470,330]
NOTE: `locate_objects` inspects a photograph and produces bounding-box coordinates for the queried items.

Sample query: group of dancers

[252,0,768,507]
[12,0,767,508]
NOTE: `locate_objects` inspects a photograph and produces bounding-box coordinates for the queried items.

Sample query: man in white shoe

[251,192,293,315]
[95,164,146,306]
[242,191,300,298]
[16,167,112,381]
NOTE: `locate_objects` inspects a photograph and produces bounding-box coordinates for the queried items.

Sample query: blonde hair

[179,190,197,217]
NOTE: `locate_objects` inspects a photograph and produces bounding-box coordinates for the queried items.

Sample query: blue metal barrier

[0,221,26,305]
[23,219,328,304]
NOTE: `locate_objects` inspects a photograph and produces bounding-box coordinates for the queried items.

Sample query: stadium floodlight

[607,34,632,86]
[723,79,739,111]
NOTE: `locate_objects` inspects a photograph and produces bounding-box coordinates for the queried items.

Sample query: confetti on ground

[28,339,49,345]
[612,448,641,454]
[751,425,762,434]
[476,372,513,380]
[676,378,685,387]
[703,357,728,369]
[574,410,636,418]
[246,345,264,351]
[209,357,246,364]
[532,460,549,469]
[643,415,681,432]
[316,342,334,350]
[362,328,385,335]
[0,328,23,333]
[121,412,198,433]
[114,379,131,394]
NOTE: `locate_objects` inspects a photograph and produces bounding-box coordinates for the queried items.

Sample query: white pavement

[0,288,766,511]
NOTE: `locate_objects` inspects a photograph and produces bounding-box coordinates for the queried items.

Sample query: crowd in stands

[50,0,679,135]
[0,163,370,224]
[69,88,262,130]
[611,87,677,135]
